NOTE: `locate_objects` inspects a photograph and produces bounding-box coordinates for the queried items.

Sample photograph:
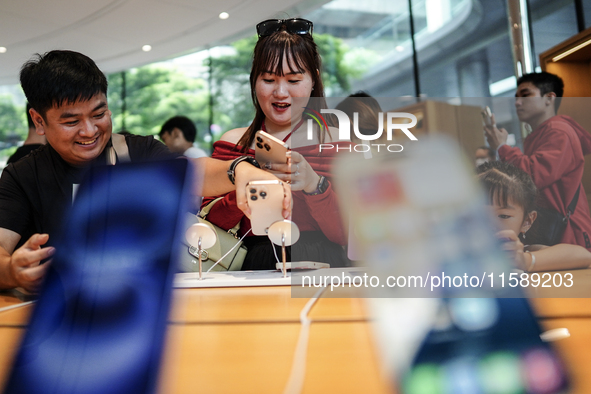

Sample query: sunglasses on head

[256,18,313,37]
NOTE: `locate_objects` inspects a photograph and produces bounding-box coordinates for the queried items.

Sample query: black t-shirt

[0,134,177,248]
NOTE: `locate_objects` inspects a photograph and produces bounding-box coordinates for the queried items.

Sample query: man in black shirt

[0,50,290,292]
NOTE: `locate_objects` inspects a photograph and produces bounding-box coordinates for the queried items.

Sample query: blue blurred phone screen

[5,158,193,394]
[403,298,570,394]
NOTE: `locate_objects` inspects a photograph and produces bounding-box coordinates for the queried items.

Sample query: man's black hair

[20,50,108,118]
[517,71,564,111]
[348,91,371,98]
[25,103,34,129]
[159,116,197,143]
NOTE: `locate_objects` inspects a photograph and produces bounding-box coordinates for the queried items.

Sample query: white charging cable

[0,300,35,313]
[206,229,252,273]
[271,238,282,265]
[282,286,327,394]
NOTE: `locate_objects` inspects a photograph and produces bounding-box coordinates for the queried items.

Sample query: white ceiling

[0,0,327,86]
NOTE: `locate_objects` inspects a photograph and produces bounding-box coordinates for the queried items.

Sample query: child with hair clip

[477,161,591,272]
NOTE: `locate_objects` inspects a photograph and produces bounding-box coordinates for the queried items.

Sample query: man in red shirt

[485,71,591,249]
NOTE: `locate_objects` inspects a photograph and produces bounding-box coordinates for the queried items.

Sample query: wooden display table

[1,270,590,393]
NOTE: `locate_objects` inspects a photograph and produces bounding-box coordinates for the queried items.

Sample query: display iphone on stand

[247,180,286,235]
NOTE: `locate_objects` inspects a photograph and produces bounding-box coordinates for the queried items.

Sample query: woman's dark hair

[237,28,327,152]
[20,50,108,119]
[477,161,538,218]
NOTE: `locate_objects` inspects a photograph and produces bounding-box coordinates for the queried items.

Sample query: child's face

[490,197,536,236]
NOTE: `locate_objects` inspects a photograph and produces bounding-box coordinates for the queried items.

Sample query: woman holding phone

[204,18,350,270]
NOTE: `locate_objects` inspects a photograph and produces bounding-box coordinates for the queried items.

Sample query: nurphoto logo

[303,108,418,153]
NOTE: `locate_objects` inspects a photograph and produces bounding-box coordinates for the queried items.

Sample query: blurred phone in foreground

[5,158,193,394]
[334,135,509,289]
[334,136,570,394]
[404,297,570,394]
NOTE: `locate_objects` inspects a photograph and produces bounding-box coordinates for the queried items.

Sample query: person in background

[474,145,495,167]
[205,18,350,270]
[478,160,591,272]
[6,103,46,165]
[0,50,289,292]
[334,91,383,261]
[335,91,383,145]
[484,71,591,250]
[159,116,208,158]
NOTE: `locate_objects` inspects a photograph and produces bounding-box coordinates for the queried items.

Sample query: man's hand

[483,113,509,151]
[234,161,292,220]
[8,234,54,292]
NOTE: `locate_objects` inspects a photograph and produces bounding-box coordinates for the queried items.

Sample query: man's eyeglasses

[256,18,313,37]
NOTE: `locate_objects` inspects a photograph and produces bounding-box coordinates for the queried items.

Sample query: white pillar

[507,0,535,77]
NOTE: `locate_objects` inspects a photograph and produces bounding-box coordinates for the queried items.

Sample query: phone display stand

[268,220,300,277]
[185,223,217,280]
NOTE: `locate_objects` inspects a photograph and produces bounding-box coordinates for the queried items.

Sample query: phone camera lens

[256,143,263,149]
[256,136,263,142]
[260,191,267,198]
[250,188,256,194]
[250,195,258,201]
[264,144,271,151]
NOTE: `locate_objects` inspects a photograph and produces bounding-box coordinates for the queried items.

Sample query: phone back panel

[255,130,289,167]
[247,180,285,235]
[4,158,193,394]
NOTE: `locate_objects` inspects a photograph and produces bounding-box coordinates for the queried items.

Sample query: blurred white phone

[247,180,285,235]
[481,106,493,127]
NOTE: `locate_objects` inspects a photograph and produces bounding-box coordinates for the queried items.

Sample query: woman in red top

[203,18,350,269]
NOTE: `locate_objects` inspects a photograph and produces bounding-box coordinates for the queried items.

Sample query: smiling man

[485,71,591,250]
[0,50,290,292]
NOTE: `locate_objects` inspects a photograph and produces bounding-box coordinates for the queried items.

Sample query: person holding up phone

[483,72,591,250]
[204,18,351,270]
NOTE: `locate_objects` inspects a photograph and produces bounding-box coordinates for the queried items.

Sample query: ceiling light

[395,46,404,52]
[219,12,229,20]
[142,45,152,52]
[0,47,6,53]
